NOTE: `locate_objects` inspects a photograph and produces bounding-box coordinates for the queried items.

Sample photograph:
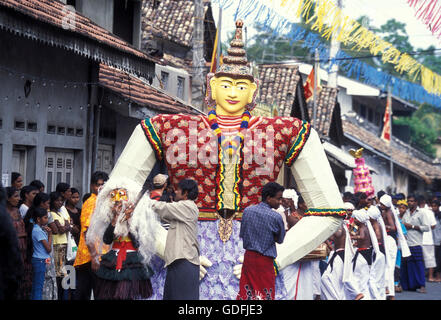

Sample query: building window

[161,71,169,90]
[27,122,37,132]
[359,104,367,119]
[367,107,374,123]
[177,76,185,100]
[14,120,25,131]
[47,125,56,134]
[113,0,135,44]
[45,150,74,193]
[375,111,382,127]
[76,128,83,137]
[57,126,65,135]
[66,0,76,8]
[67,127,75,136]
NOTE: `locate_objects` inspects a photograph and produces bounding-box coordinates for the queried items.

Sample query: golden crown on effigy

[205,19,259,111]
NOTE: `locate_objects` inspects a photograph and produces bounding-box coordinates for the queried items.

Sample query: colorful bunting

[213,0,441,108]
[407,0,441,41]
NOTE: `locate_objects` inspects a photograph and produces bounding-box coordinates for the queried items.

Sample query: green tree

[245,23,311,64]
[394,104,439,157]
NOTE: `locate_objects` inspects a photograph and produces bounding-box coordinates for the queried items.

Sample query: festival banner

[407,0,441,41]
[213,0,441,108]
[214,0,441,97]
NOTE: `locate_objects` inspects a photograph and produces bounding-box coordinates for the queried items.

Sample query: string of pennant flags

[407,0,441,42]
[213,0,441,108]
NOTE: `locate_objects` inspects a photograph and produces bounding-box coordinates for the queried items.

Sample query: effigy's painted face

[110,188,128,203]
[210,76,257,116]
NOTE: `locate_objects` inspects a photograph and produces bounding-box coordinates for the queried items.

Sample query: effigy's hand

[122,203,135,222]
[233,255,244,280]
[199,256,212,280]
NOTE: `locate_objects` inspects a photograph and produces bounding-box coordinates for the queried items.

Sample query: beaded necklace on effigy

[208,109,251,157]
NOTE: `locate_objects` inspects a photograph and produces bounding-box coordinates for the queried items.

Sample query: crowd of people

[1,169,441,300]
[272,189,441,300]
[0,171,91,300]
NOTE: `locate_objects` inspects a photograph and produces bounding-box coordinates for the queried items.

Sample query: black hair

[416,194,426,205]
[32,207,48,222]
[70,187,80,195]
[49,191,63,212]
[6,186,18,200]
[397,193,406,200]
[91,171,109,185]
[354,192,367,200]
[33,192,50,208]
[19,185,39,205]
[29,180,45,190]
[407,194,416,201]
[432,199,440,207]
[298,195,305,205]
[261,182,284,202]
[24,192,50,232]
[377,190,386,199]
[177,179,199,200]
[343,191,353,200]
[56,182,70,194]
[20,185,39,200]
[11,172,21,185]
[82,192,92,203]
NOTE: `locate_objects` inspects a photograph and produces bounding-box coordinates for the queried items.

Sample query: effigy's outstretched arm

[109,125,157,187]
[104,124,167,259]
[275,128,344,270]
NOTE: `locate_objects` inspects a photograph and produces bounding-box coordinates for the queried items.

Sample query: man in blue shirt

[237,182,286,300]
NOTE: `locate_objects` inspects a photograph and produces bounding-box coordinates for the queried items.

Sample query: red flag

[381,98,391,143]
[303,67,320,102]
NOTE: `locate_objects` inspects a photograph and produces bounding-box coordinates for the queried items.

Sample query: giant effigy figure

[89,20,346,299]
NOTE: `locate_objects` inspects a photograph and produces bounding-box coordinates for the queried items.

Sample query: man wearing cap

[150,174,169,201]
[275,189,299,231]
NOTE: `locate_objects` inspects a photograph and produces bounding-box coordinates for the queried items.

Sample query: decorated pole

[192,0,206,111]
[312,49,319,129]
[388,86,395,192]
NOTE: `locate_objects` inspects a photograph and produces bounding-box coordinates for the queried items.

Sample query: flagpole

[388,85,395,192]
[217,7,222,68]
[312,49,319,129]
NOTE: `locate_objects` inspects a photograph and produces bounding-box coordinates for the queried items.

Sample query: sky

[211,0,441,51]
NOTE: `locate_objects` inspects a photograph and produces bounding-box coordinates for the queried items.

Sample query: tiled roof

[307,86,339,137]
[141,0,212,48]
[162,53,193,73]
[257,63,340,138]
[0,0,158,63]
[258,64,302,117]
[343,119,441,182]
[99,64,201,115]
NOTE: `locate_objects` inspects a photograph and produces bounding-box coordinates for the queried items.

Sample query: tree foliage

[394,104,440,157]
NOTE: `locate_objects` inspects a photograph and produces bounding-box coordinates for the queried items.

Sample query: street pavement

[395,281,441,300]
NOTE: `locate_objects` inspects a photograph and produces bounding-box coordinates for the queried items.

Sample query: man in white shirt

[431,200,441,282]
[417,195,438,282]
